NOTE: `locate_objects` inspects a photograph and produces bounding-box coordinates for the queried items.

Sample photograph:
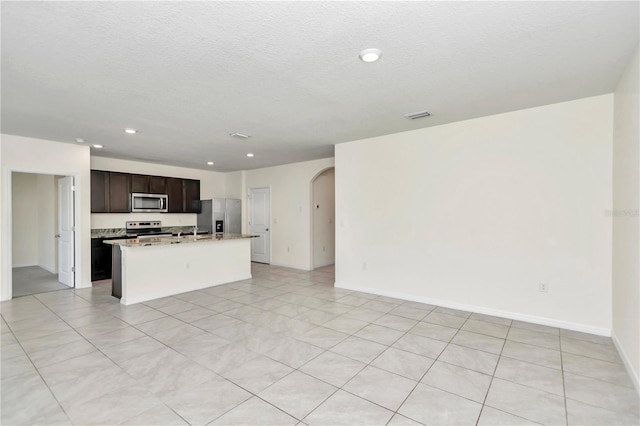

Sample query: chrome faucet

[177,231,182,238]
[192,225,198,237]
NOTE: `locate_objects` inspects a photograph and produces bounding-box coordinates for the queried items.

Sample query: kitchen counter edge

[103,234,257,247]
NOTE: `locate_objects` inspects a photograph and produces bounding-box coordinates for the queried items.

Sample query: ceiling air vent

[404,110,431,120]
[229,132,251,139]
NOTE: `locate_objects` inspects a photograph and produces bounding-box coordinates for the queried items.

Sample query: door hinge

[72,226,76,232]
[71,266,75,273]
[71,186,76,191]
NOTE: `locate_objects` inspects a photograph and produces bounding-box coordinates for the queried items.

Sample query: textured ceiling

[1,1,638,172]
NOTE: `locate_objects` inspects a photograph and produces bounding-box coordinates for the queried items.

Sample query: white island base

[109,237,252,305]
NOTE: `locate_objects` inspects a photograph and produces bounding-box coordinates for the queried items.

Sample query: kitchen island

[104,234,255,305]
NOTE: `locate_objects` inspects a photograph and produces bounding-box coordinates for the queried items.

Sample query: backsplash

[91,213,196,229]
[91,225,205,239]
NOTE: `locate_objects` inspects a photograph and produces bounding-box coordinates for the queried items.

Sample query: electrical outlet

[287,246,290,252]
[186,263,190,269]
[539,283,549,293]
[323,245,326,252]
[362,262,367,271]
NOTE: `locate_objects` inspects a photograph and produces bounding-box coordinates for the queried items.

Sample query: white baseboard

[335,281,611,336]
[39,264,57,274]
[268,262,313,272]
[611,331,640,396]
[12,263,37,268]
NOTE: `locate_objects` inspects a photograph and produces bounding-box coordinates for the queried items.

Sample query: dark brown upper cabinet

[130,174,149,193]
[91,170,110,213]
[91,170,200,213]
[148,176,167,194]
[166,177,184,213]
[108,172,131,213]
[183,179,201,213]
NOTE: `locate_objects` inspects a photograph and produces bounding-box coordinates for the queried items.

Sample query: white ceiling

[2,2,638,172]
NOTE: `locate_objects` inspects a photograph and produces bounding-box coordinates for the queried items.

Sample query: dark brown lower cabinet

[91,238,114,281]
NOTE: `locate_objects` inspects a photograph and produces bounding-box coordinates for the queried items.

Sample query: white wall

[225,170,245,200]
[0,140,2,283]
[243,158,335,270]
[11,173,38,267]
[612,46,639,391]
[38,174,58,272]
[90,157,227,229]
[312,168,335,268]
[1,134,92,300]
[336,95,613,333]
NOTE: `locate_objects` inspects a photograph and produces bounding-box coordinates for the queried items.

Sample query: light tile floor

[1,263,639,425]
[12,266,70,297]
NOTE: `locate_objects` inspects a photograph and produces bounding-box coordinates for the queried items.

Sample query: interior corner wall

[11,172,38,267]
[1,134,92,300]
[89,157,228,229]
[612,46,640,391]
[312,168,335,268]
[335,95,613,333]
[225,170,245,200]
[244,157,335,270]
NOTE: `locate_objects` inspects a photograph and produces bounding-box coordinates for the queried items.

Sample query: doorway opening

[311,167,335,270]
[11,172,75,297]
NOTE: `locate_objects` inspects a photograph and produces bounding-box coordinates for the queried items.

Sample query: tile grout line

[4,295,87,425]
[44,296,194,425]
[474,318,509,426]
[560,331,570,426]
[3,264,636,426]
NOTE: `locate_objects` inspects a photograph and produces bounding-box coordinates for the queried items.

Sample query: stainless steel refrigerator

[197,199,242,234]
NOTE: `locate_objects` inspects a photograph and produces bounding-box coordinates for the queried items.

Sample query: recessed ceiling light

[246,153,254,157]
[74,138,85,143]
[359,48,382,63]
[92,144,103,149]
[207,161,214,165]
[124,129,137,134]
[230,132,251,139]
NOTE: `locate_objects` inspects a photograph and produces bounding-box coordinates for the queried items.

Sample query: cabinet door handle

[265,228,269,232]
[55,234,61,238]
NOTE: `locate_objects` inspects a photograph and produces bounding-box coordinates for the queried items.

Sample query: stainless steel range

[125,221,172,239]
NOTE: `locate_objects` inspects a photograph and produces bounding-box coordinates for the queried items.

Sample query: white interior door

[57,176,75,287]
[249,187,270,263]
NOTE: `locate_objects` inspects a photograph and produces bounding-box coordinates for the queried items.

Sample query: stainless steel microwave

[131,193,168,213]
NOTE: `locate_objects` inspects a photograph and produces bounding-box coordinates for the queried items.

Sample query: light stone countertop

[91,226,210,239]
[103,233,256,247]
[91,228,127,238]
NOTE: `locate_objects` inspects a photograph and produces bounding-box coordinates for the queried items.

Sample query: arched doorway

[310,167,335,270]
